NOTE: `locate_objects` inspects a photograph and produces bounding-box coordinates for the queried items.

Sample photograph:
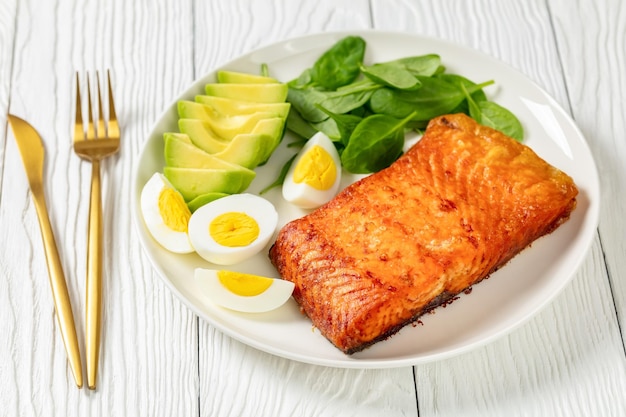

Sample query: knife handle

[85,160,103,390]
[31,190,84,388]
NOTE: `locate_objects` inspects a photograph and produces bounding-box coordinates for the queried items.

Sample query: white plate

[132,31,600,368]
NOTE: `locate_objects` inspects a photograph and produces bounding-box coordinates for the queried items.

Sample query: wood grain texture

[199,327,417,417]
[548,0,626,349]
[194,0,373,76]
[2,0,198,415]
[0,0,16,188]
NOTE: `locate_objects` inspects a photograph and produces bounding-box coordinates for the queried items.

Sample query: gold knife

[8,114,84,388]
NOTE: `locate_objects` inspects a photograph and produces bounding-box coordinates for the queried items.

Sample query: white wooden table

[1,0,625,415]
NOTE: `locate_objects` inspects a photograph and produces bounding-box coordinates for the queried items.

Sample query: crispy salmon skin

[269,113,578,354]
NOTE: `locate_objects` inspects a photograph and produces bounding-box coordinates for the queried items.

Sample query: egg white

[282,131,342,209]
[188,193,278,265]
[194,268,295,313]
[140,172,194,254]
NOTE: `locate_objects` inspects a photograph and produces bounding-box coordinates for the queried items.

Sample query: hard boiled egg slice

[140,172,194,254]
[282,131,342,209]
[188,193,278,265]
[195,268,295,313]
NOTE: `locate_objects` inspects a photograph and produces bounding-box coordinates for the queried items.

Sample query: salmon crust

[269,113,578,354]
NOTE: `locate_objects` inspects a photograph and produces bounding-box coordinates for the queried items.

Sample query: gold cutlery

[8,114,84,388]
[73,71,120,390]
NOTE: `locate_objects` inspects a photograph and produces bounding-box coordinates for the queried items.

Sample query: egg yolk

[158,188,191,232]
[293,145,337,190]
[217,270,273,296]
[209,212,259,247]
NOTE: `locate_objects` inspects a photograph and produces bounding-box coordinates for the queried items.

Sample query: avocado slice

[195,95,290,118]
[217,70,279,84]
[204,83,288,103]
[209,133,270,169]
[177,101,279,140]
[250,117,286,161]
[163,132,192,144]
[163,166,255,201]
[164,133,258,170]
[175,118,284,168]
[178,119,228,154]
[187,192,228,212]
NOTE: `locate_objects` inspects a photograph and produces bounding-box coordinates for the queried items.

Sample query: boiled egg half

[188,193,278,265]
[140,172,194,254]
[282,131,342,209]
[195,268,295,313]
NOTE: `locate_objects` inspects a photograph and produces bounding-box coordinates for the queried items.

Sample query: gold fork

[73,70,120,390]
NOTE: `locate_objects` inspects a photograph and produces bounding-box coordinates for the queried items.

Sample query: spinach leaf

[286,107,319,139]
[311,36,366,89]
[369,77,494,122]
[437,73,488,114]
[311,117,342,141]
[461,84,524,141]
[335,78,378,93]
[289,68,313,88]
[288,79,378,122]
[261,63,270,77]
[319,86,378,114]
[360,54,442,89]
[361,63,421,90]
[341,112,416,173]
[287,87,330,123]
[466,88,482,120]
[367,88,416,118]
[395,54,442,76]
[475,101,524,141]
[316,104,362,147]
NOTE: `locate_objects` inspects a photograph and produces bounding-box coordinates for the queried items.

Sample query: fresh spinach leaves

[310,35,366,89]
[341,112,416,173]
[281,35,524,176]
[315,104,362,147]
[360,54,442,89]
[369,78,494,122]
[474,101,524,141]
[461,84,524,141]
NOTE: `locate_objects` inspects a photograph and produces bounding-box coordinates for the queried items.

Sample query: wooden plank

[199,327,417,417]
[193,1,419,416]
[193,0,375,75]
[548,0,626,350]
[1,0,198,415]
[371,0,626,415]
[0,0,16,196]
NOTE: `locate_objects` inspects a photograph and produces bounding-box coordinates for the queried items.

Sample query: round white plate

[132,31,600,368]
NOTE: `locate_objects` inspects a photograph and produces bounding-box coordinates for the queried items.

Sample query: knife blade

[8,114,84,388]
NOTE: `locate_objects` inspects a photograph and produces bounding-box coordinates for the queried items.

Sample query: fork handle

[86,159,103,390]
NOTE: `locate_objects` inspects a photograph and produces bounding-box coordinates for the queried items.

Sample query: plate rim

[132,29,601,368]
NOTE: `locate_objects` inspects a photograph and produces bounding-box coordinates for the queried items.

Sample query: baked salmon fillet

[269,113,578,354]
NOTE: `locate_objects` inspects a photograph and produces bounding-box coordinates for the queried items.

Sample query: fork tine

[95,72,105,139]
[74,72,84,142]
[106,70,120,139]
[86,73,96,140]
